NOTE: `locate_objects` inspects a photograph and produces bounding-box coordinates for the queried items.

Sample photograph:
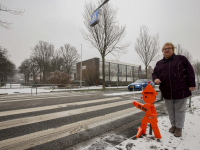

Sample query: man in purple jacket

[152,42,196,137]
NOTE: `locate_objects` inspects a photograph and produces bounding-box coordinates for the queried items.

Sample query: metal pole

[80,44,82,88]
[93,0,109,12]
[189,96,191,108]
[117,72,119,88]
[36,83,37,95]
[31,84,32,95]
[117,65,119,88]
[149,124,152,135]
[160,93,163,100]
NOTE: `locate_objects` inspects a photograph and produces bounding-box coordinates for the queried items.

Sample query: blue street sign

[90,9,99,27]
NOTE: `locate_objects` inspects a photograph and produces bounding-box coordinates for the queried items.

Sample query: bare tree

[175,44,193,63]
[0,4,24,29]
[29,57,40,83]
[59,44,80,75]
[51,52,65,72]
[81,0,129,89]
[18,59,31,83]
[192,60,200,82]
[135,26,160,78]
[0,46,16,84]
[1,59,15,83]
[0,46,7,58]
[31,41,54,83]
[46,71,72,85]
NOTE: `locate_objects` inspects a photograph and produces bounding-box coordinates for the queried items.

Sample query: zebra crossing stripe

[0,94,92,103]
[0,99,134,130]
[0,92,88,100]
[104,91,142,96]
[0,97,121,117]
[0,107,143,150]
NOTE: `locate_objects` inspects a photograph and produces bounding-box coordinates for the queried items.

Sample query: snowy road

[0,90,166,150]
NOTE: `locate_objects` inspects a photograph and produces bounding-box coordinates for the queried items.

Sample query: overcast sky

[0,0,200,68]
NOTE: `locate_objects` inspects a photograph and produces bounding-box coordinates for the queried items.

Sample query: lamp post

[80,44,82,88]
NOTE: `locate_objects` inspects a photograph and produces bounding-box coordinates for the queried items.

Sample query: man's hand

[189,87,195,91]
[154,79,161,84]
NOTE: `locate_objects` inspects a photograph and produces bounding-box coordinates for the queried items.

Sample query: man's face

[163,45,174,59]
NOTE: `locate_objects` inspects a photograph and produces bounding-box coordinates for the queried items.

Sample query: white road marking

[0,92,89,100]
[0,99,135,130]
[0,92,70,99]
[0,108,139,150]
[0,97,121,117]
[0,102,163,150]
[104,91,142,96]
[0,94,92,103]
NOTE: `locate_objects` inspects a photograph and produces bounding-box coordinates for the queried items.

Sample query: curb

[0,93,8,95]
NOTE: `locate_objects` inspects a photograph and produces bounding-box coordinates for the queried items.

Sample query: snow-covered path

[113,96,200,150]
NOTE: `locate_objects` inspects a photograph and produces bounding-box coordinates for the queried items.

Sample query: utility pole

[80,44,82,88]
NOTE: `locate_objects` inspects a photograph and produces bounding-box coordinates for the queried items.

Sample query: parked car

[128,79,155,91]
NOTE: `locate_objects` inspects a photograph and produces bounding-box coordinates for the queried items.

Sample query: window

[105,62,109,76]
[122,65,126,77]
[127,66,132,77]
[110,63,118,77]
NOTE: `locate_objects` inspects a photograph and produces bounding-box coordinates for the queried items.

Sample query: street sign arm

[90,0,109,27]
[93,0,109,13]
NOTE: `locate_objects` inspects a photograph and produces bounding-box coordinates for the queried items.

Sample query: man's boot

[174,128,182,137]
[169,126,176,133]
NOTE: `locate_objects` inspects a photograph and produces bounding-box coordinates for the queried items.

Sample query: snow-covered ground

[0,84,128,95]
[0,86,48,95]
[0,84,159,95]
[108,96,200,150]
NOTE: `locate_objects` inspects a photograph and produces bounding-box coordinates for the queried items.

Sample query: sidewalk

[66,96,200,150]
[110,96,200,150]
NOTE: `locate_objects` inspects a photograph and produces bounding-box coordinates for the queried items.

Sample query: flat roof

[77,57,140,67]
[100,58,139,67]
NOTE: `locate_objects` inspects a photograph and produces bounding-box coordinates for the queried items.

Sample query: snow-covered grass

[114,96,200,150]
[0,84,128,95]
[0,84,51,94]
[0,82,159,95]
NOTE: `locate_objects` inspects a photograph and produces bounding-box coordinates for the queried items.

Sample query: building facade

[76,58,141,84]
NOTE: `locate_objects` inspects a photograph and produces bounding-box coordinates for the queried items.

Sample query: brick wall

[76,58,100,84]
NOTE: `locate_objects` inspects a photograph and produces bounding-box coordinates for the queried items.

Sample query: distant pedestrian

[152,42,196,137]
